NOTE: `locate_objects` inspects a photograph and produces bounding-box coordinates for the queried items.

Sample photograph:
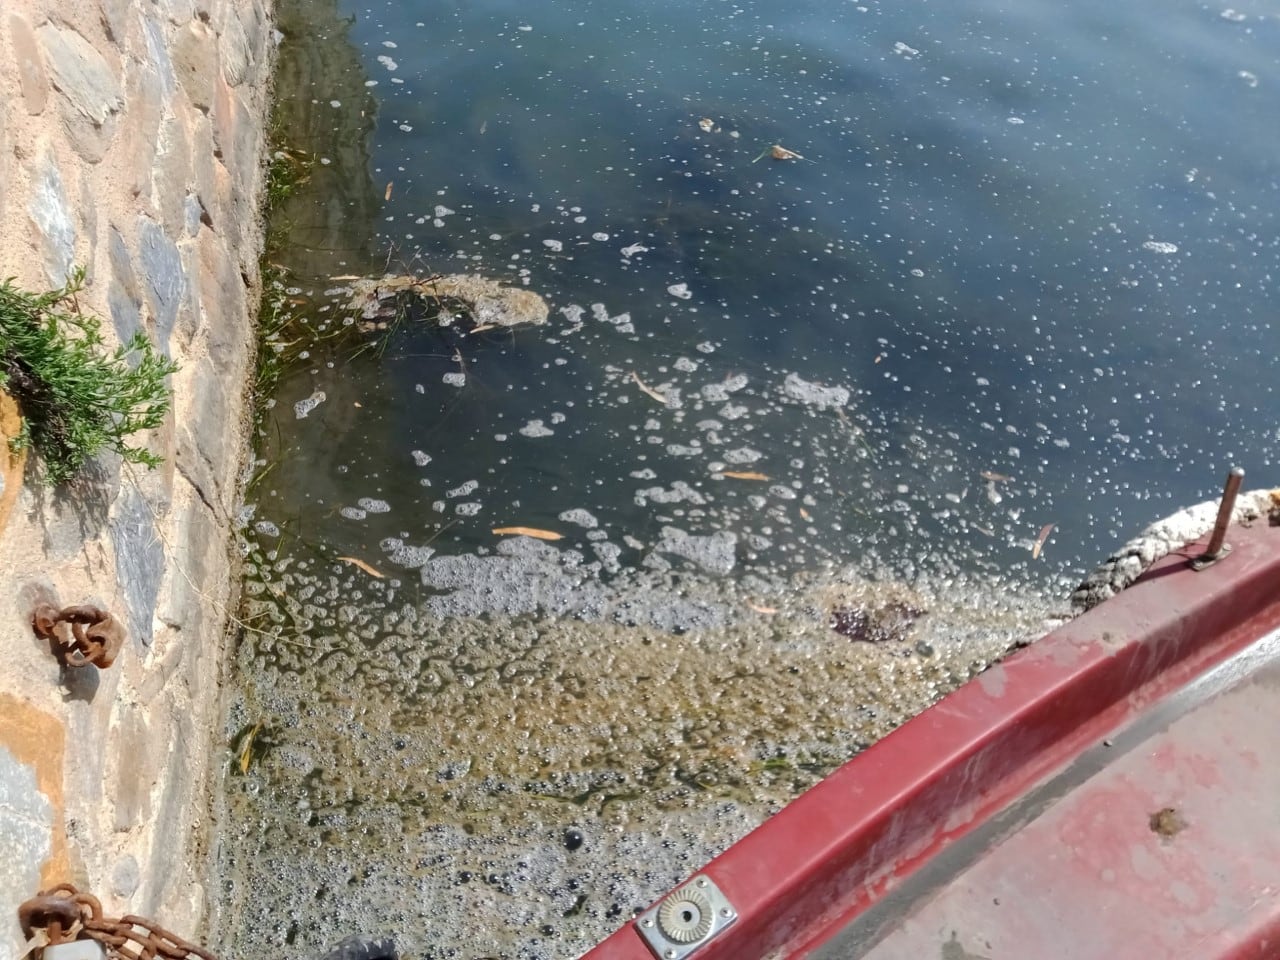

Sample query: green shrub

[0,268,178,485]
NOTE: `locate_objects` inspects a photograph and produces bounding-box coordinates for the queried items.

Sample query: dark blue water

[217,2,1280,957]
[260,0,1280,589]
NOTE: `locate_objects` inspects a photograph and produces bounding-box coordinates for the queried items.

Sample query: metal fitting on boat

[1192,466,1244,570]
[636,875,737,959]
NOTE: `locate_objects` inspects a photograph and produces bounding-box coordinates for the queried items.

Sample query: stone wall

[0,0,271,953]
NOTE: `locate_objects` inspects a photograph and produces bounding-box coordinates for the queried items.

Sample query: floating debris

[753,144,806,162]
[698,117,715,132]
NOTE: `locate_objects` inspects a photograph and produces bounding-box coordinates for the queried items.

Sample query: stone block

[134,719,190,918]
[177,361,232,511]
[0,692,69,960]
[111,485,167,649]
[183,193,206,237]
[98,0,132,43]
[201,234,250,358]
[77,169,99,279]
[154,115,194,241]
[10,13,50,115]
[122,59,163,201]
[111,853,141,898]
[220,8,251,87]
[157,498,217,632]
[27,152,76,286]
[0,106,8,234]
[209,71,234,162]
[138,217,186,351]
[189,114,219,231]
[37,24,123,163]
[172,20,217,112]
[109,705,154,831]
[0,745,53,954]
[140,16,177,101]
[108,226,143,341]
[155,0,195,28]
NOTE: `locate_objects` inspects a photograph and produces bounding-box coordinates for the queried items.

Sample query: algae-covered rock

[346,273,549,329]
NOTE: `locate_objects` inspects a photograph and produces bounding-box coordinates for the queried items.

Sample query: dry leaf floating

[239,722,262,775]
[385,182,393,201]
[721,470,770,481]
[698,118,715,132]
[492,526,564,541]
[770,144,804,160]
[630,371,671,405]
[1032,523,1055,560]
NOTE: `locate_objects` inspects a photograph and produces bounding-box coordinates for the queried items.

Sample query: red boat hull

[585,520,1280,960]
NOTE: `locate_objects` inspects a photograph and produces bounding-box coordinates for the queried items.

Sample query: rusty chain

[18,884,216,960]
[32,603,125,669]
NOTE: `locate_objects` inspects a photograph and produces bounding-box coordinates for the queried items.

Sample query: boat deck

[825,624,1280,959]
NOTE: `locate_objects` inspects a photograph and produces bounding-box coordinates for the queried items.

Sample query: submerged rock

[346,273,550,328]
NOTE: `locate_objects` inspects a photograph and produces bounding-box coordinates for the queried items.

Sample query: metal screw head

[641,918,654,928]
[696,877,708,887]
[664,951,677,960]
[721,907,733,918]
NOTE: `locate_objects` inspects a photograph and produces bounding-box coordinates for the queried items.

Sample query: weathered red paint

[584,521,1280,960]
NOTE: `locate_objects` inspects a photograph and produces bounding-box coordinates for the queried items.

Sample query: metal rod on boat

[1196,466,1244,567]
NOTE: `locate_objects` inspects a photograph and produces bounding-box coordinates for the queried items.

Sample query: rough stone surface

[108,226,143,340]
[0,108,8,227]
[37,24,122,124]
[219,7,252,87]
[112,485,167,648]
[171,21,217,111]
[0,0,271,954]
[37,23,124,162]
[9,13,50,115]
[138,217,186,350]
[111,854,141,898]
[27,152,75,284]
[0,747,53,924]
[98,0,132,43]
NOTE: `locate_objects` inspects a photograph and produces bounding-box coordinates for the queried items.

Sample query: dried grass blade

[492,526,563,541]
[337,555,385,578]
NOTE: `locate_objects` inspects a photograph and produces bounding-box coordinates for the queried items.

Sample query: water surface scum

[217,527,1050,959]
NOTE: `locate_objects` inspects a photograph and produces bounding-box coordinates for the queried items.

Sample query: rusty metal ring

[17,893,82,939]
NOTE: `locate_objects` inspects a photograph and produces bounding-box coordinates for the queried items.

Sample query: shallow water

[212,0,1280,956]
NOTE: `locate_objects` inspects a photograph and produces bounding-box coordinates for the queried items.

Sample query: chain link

[32,603,125,669]
[18,884,217,960]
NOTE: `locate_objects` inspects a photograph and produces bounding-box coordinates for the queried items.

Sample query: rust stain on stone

[0,693,70,886]
[0,390,28,536]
